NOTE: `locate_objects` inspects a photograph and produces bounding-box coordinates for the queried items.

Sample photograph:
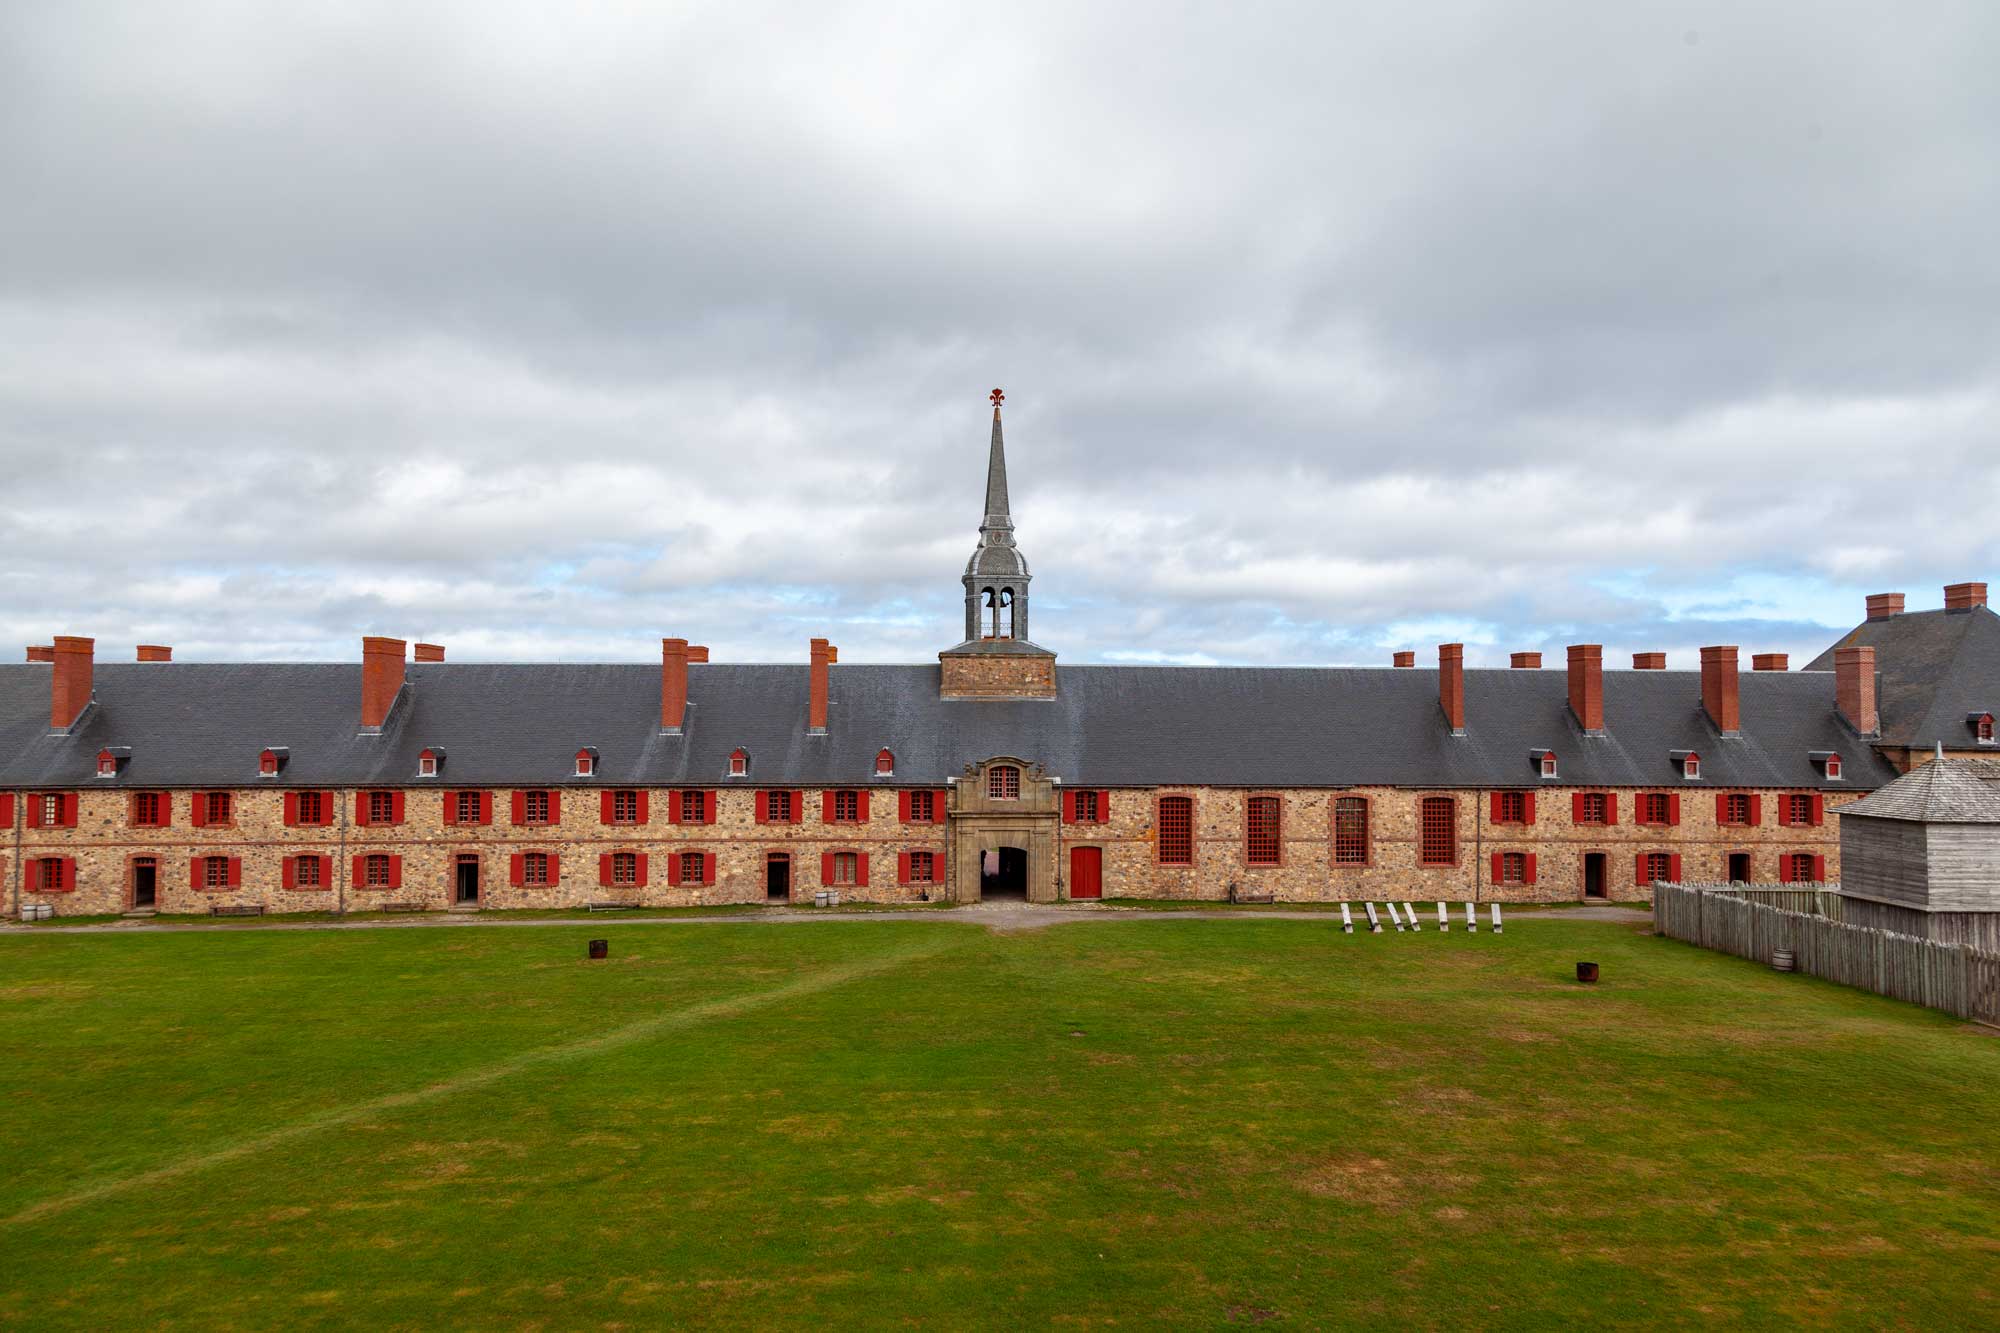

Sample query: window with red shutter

[1494,791,1527,825]
[908,851,937,884]
[295,856,324,889]
[906,790,936,824]
[522,852,550,886]
[832,790,860,823]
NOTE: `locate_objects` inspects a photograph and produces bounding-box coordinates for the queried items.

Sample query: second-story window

[203,792,233,825]
[1495,791,1527,824]
[908,790,936,823]
[1576,793,1609,825]
[132,792,166,827]
[832,790,860,823]
[1639,793,1673,826]
[367,791,396,825]
[1786,793,1814,826]
[678,790,710,824]
[455,791,481,824]
[612,790,640,824]
[41,794,63,826]
[523,791,551,824]
[297,790,326,825]
[1073,790,1099,823]
[988,765,1020,800]
[766,790,795,822]
[1721,793,1751,826]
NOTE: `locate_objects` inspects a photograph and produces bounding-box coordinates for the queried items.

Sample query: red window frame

[1639,793,1673,826]
[1494,791,1527,825]
[455,791,482,824]
[130,791,167,827]
[1497,851,1527,886]
[294,856,324,888]
[1332,796,1370,866]
[1157,795,1194,866]
[611,790,640,824]
[907,850,937,885]
[522,851,551,886]
[1980,716,1995,743]
[832,851,859,886]
[201,791,233,826]
[1720,793,1751,826]
[1644,852,1675,885]
[832,790,861,823]
[200,855,231,890]
[906,790,936,824]
[1419,796,1456,866]
[610,851,639,886]
[366,791,396,825]
[295,790,328,826]
[763,790,796,823]
[729,748,748,776]
[259,750,280,776]
[521,790,553,825]
[32,856,73,892]
[1575,792,1609,826]
[988,765,1020,800]
[875,749,894,775]
[364,854,394,888]
[677,790,710,824]
[1073,790,1099,823]
[1245,795,1281,866]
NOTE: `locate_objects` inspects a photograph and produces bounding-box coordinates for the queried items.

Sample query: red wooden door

[1070,846,1102,899]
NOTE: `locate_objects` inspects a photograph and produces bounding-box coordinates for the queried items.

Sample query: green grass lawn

[2,917,1995,1329]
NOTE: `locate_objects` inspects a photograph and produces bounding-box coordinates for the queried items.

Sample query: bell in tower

[940,389,1057,699]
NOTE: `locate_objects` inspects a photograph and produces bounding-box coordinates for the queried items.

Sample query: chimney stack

[688,645,710,663]
[660,638,690,732]
[1509,652,1542,669]
[1700,646,1740,734]
[1835,646,1878,736]
[1567,644,1604,732]
[136,644,172,662]
[1944,582,1988,612]
[809,638,836,733]
[1865,592,1904,621]
[50,636,94,731]
[1392,651,1414,668]
[413,643,445,662]
[1632,652,1665,670]
[1438,643,1464,734]
[1751,653,1787,672]
[25,645,54,663]
[360,637,407,730]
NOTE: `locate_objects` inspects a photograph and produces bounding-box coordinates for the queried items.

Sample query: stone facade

[8,780,1852,915]
[938,651,1057,699]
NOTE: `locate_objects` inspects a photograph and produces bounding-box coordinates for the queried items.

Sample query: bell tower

[940,389,1057,699]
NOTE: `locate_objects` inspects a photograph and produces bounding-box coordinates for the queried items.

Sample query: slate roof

[0,661,1897,790]
[1803,605,2000,749]
[1838,757,2000,823]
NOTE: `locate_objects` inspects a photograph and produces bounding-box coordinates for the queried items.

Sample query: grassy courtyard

[1,915,1995,1329]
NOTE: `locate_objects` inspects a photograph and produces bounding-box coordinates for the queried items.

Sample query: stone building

[2,396,1993,917]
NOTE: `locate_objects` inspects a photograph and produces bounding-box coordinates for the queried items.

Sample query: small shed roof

[1838,757,2000,823]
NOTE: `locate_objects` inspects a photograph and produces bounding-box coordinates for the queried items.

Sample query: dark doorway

[1583,852,1606,900]
[1727,852,1751,884]
[982,846,1028,900]
[766,853,791,902]
[454,855,480,905]
[132,857,157,910]
[1069,846,1102,899]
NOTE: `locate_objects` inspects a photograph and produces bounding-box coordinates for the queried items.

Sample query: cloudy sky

[3,1,1995,670]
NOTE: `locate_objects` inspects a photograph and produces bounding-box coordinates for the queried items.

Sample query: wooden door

[1069,846,1102,899]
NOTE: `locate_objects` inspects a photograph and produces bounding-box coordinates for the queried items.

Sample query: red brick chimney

[1438,643,1464,734]
[1392,651,1414,668]
[1865,592,1904,621]
[1700,646,1740,734]
[1835,646,1878,735]
[1510,652,1541,669]
[50,636,93,731]
[1751,653,1788,672]
[25,645,53,663]
[688,645,710,662]
[1632,652,1665,670]
[809,638,836,733]
[413,643,445,662]
[136,644,172,662]
[1944,582,1988,612]
[360,637,406,730]
[1567,645,1604,732]
[661,638,690,732]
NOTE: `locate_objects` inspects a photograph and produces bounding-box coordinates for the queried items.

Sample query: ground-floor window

[1497,851,1526,885]
[1419,796,1456,865]
[1245,795,1280,865]
[832,852,858,886]
[611,852,638,886]
[522,852,550,886]
[908,850,936,884]
[294,856,323,888]
[1642,851,1674,885]
[1333,797,1369,865]
[1157,795,1194,865]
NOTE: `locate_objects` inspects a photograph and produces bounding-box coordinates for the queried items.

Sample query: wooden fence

[1687,882,1844,920]
[1653,883,2000,1025]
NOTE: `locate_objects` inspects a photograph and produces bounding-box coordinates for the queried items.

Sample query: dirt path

[4,901,1653,936]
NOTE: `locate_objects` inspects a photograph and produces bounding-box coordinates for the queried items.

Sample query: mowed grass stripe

[1,935,958,1232]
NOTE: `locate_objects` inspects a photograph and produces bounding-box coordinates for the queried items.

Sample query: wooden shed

[1837,754,2000,949]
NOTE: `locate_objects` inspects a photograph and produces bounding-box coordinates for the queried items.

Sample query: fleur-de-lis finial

[989,387,1005,409]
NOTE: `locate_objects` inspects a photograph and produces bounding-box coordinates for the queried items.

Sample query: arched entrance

[945,757,1060,903]
[981,846,1029,899]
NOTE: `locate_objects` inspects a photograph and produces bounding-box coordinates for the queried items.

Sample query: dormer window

[1971,712,1996,745]
[988,764,1020,800]
[1809,750,1844,781]
[95,748,124,778]
[417,747,444,778]
[875,748,895,776]
[257,747,288,777]
[728,748,749,778]
[1671,750,1701,781]
[1825,755,1842,780]
[573,747,599,778]
[1530,749,1557,780]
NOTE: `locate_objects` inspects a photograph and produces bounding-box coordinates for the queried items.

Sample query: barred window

[294,856,323,888]
[612,790,639,824]
[766,790,794,822]
[522,852,550,886]
[132,792,166,826]
[1495,791,1527,824]
[367,791,395,824]
[1640,793,1672,825]
[833,852,858,886]
[523,790,551,823]
[364,853,393,887]
[611,851,638,886]
[297,791,326,825]
[1577,793,1608,825]
[1498,852,1526,885]
[908,790,935,823]
[680,851,705,884]
[833,790,860,822]
[1246,796,1280,866]
[678,790,708,824]
[201,856,230,889]
[204,791,233,825]
[1073,790,1099,823]
[909,850,936,884]
[1158,795,1194,865]
[1644,852,1674,885]
[1419,797,1456,866]
[455,791,481,824]
[36,857,67,890]
[1721,793,1750,826]
[1333,797,1369,865]
[1786,852,1817,883]
[40,794,62,825]
[1787,794,1812,826]
[988,765,1020,800]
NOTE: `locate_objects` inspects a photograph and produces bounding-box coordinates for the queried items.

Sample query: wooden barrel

[1576,961,1599,984]
[1771,949,1795,973]
[588,939,609,960]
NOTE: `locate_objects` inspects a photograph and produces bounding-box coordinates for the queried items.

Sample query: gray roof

[1838,757,2000,823]
[1803,605,2000,749]
[0,660,1898,790]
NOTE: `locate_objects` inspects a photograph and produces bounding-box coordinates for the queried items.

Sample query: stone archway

[946,757,1060,903]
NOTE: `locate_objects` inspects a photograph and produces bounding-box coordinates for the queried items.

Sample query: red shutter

[546,854,560,884]
[477,791,492,825]
[667,854,682,887]
[510,854,524,886]
[599,853,613,886]
[189,858,203,889]
[1777,856,1792,884]
[0,794,11,827]
[791,792,804,824]
[601,790,616,825]
[855,791,870,824]
[1668,794,1681,826]
[1715,793,1729,824]
[1490,852,1503,883]
[227,857,242,887]
[1669,854,1682,882]
[1747,794,1762,827]
[1063,790,1076,823]
[1523,792,1536,825]
[352,855,366,888]
[634,853,648,886]
[1811,793,1825,826]
[668,790,683,824]
[62,795,78,827]
[1604,793,1618,826]
[26,795,42,829]
[900,790,913,823]
[443,792,459,826]
[755,790,769,823]
[24,860,36,891]
[821,852,835,886]
[856,853,870,886]
[284,792,299,827]
[1096,790,1110,824]
[1524,853,1538,884]
[899,851,911,884]
[388,856,403,889]
[192,795,208,828]
[822,790,835,823]
[512,791,527,825]
[635,791,649,824]
[1635,855,1649,886]
[391,792,405,825]
[354,793,371,827]
[1572,792,1587,823]
[1813,854,1826,882]
[1490,792,1504,822]
[702,853,716,886]
[282,856,296,889]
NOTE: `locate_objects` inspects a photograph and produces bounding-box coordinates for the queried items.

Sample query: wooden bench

[381,902,428,914]
[1229,887,1276,905]
[586,902,635,912]
[210,903,266,918]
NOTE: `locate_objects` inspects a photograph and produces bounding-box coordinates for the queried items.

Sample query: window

[1498,852,1527,886]
[611,790,640,824]
[1072,790,1099,824]
[1720,793,1751,826]
[832,851,858,886]
[202,792,233,825]
[1495,791,1527,825]
[677,790,709,824]
[1333,797,1370,865]
[1784,852,1820,883]
[574,750,596,777]
[1824,756,1843,780]
[1786,794,1813,827]
[766,790,795,823]
[297,791,326,826]
[35,857,69,891]
[367,791,396,825]
[418,751,438,777]
[908,790,936,823]
[1158,795,1194,865]
[832,790,861,823]
[1540,753,1558,779]
[294,856,323,888]
[1683,755,1700,780]
[1246,795,1280,866]
[988,765,1020,800]
[1639,793,1673,826]
[1643,852,1675,885]
[96,752,117,777]
[523,790,551,824]
[908,850,936,884]
[1576,793,1609,826]
[40,794,63,826]
[875,748,894,775]
[729,748,748,777]
[522,852,550,886]
[1980,716,1996,744]
[455,791,482,824]
[364,854,394,888]
[611,852,638,886]
[1419,797,1456,866]
[132,792,167,827]
[259,750,280,776]
[200,855,231,889]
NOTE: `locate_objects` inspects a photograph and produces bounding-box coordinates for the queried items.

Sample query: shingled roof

[0,660,1895,790]
[1803,604,2000,750]
[1838,756,2000,823]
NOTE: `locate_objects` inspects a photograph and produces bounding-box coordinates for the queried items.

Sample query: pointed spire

[984,388,1012,534]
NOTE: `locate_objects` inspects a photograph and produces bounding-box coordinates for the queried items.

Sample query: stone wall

[937,651,1057,698]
